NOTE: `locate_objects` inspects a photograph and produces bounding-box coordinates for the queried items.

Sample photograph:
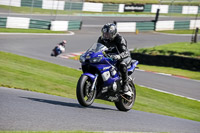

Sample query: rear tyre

[115,80,136,111]
[76,75,96,107]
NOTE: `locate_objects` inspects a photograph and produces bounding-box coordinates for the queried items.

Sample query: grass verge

[0,5,80,15]
[138,64,200,80]
[133,42,200,58]
[0,131,100,133]
[157,29,200,34]
[0,28,68,34]
[0,51,200,122]
[0,5,198,17]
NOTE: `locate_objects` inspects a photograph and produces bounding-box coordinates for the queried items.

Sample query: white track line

[138,84,200,102]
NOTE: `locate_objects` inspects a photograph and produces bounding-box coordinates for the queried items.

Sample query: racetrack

[0,15,200,132]
[1,26,200,100]
[1,87,200,132]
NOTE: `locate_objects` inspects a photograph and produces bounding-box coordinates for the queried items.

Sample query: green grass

[0,5,80,15]
[157,29,200,34]
[0,51,200,122]
[0,28,68,33]
[0,5,198,17]
[133,42,200,58]
[0,131,96,133]
[138,64,200,80]
[0,51,81,98]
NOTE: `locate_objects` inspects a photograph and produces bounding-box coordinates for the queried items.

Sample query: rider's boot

[122,80,129,93]
[119,63,129,93]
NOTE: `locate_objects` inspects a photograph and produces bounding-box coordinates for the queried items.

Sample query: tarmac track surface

[1,87,200,132]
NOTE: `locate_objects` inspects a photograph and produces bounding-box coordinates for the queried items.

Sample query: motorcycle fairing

[127,60,139,75]
[82,73,96,82]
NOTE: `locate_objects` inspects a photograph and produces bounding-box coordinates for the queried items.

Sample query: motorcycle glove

[110,54,121,60]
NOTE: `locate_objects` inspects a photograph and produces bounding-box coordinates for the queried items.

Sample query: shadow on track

[20,96,116,111]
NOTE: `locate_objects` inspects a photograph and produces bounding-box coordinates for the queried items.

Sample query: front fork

[82,73,98,91]
[91,74,98,91]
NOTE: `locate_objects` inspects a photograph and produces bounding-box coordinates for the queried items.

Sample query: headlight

[80,55,86,63]
[90,56,102,63]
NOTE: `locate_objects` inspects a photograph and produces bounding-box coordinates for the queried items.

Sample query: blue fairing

[80,43,138,88]
[82,73,96,81]
[89,63,119,86]
[128,60,139,72]
[55,47,62,54]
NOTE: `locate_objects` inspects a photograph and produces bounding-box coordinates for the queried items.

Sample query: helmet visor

[102,32,112,40]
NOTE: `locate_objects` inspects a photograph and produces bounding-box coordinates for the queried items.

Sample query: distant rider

[58,40,66,48]
[57,40,66,52]
[97,23,132,93]
[51,40,67,56]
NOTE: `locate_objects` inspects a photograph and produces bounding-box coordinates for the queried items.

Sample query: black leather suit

[97,33,132,86]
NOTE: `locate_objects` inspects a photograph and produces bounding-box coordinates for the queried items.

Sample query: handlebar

[103,51,114,61]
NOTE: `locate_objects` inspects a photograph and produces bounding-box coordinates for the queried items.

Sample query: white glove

[110,55,121,60]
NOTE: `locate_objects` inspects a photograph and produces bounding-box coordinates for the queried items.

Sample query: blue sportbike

[76,43,138,111]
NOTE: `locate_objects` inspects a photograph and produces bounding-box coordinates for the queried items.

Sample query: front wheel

[76,75,96,107]
[115,80,136,111]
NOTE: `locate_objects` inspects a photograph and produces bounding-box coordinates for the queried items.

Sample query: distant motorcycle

[51,45,65,57]
[76,43,138,111]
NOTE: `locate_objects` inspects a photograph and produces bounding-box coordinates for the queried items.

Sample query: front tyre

[115,80,136,111]
[76,75,96,107]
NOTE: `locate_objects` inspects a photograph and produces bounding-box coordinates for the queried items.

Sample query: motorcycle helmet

[101,23,117,41]
[62,40,67,44]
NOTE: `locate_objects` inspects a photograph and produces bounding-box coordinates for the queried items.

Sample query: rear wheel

[76,75,96,107]
[115,80,136,111]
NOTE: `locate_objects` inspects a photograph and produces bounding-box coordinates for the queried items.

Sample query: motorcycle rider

[58,40,66,48]
[51,40,66,56]
[97,23,132,93]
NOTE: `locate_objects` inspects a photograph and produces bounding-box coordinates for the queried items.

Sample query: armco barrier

[68,20,82,30]
[131,53,200,71]
[168,5,182,13]
[151,5,169,13]
[115,21,155,32]
[50,21,69,31]
[182,6,198,14]
[64,2,83,11]
[103,3,119,12]
[0,16,82,31]
[155,20,200,31]
[116,20,200,32]
[136,21,155,31]
[143,5,152,12]
[155,21,175,31]
[190,20,200,29]
[6,17,30,29]
[21,0,42,8]
[0,0,199,14]
[0,0,20,7]
[116,22,136,32]
[174,21,190,30]
[82,2,103,12]
[42,0,65,10]
[0,17,7,28]
[29,19,50,30]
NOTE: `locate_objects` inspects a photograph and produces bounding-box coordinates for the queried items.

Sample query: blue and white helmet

[101,23,117,41]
